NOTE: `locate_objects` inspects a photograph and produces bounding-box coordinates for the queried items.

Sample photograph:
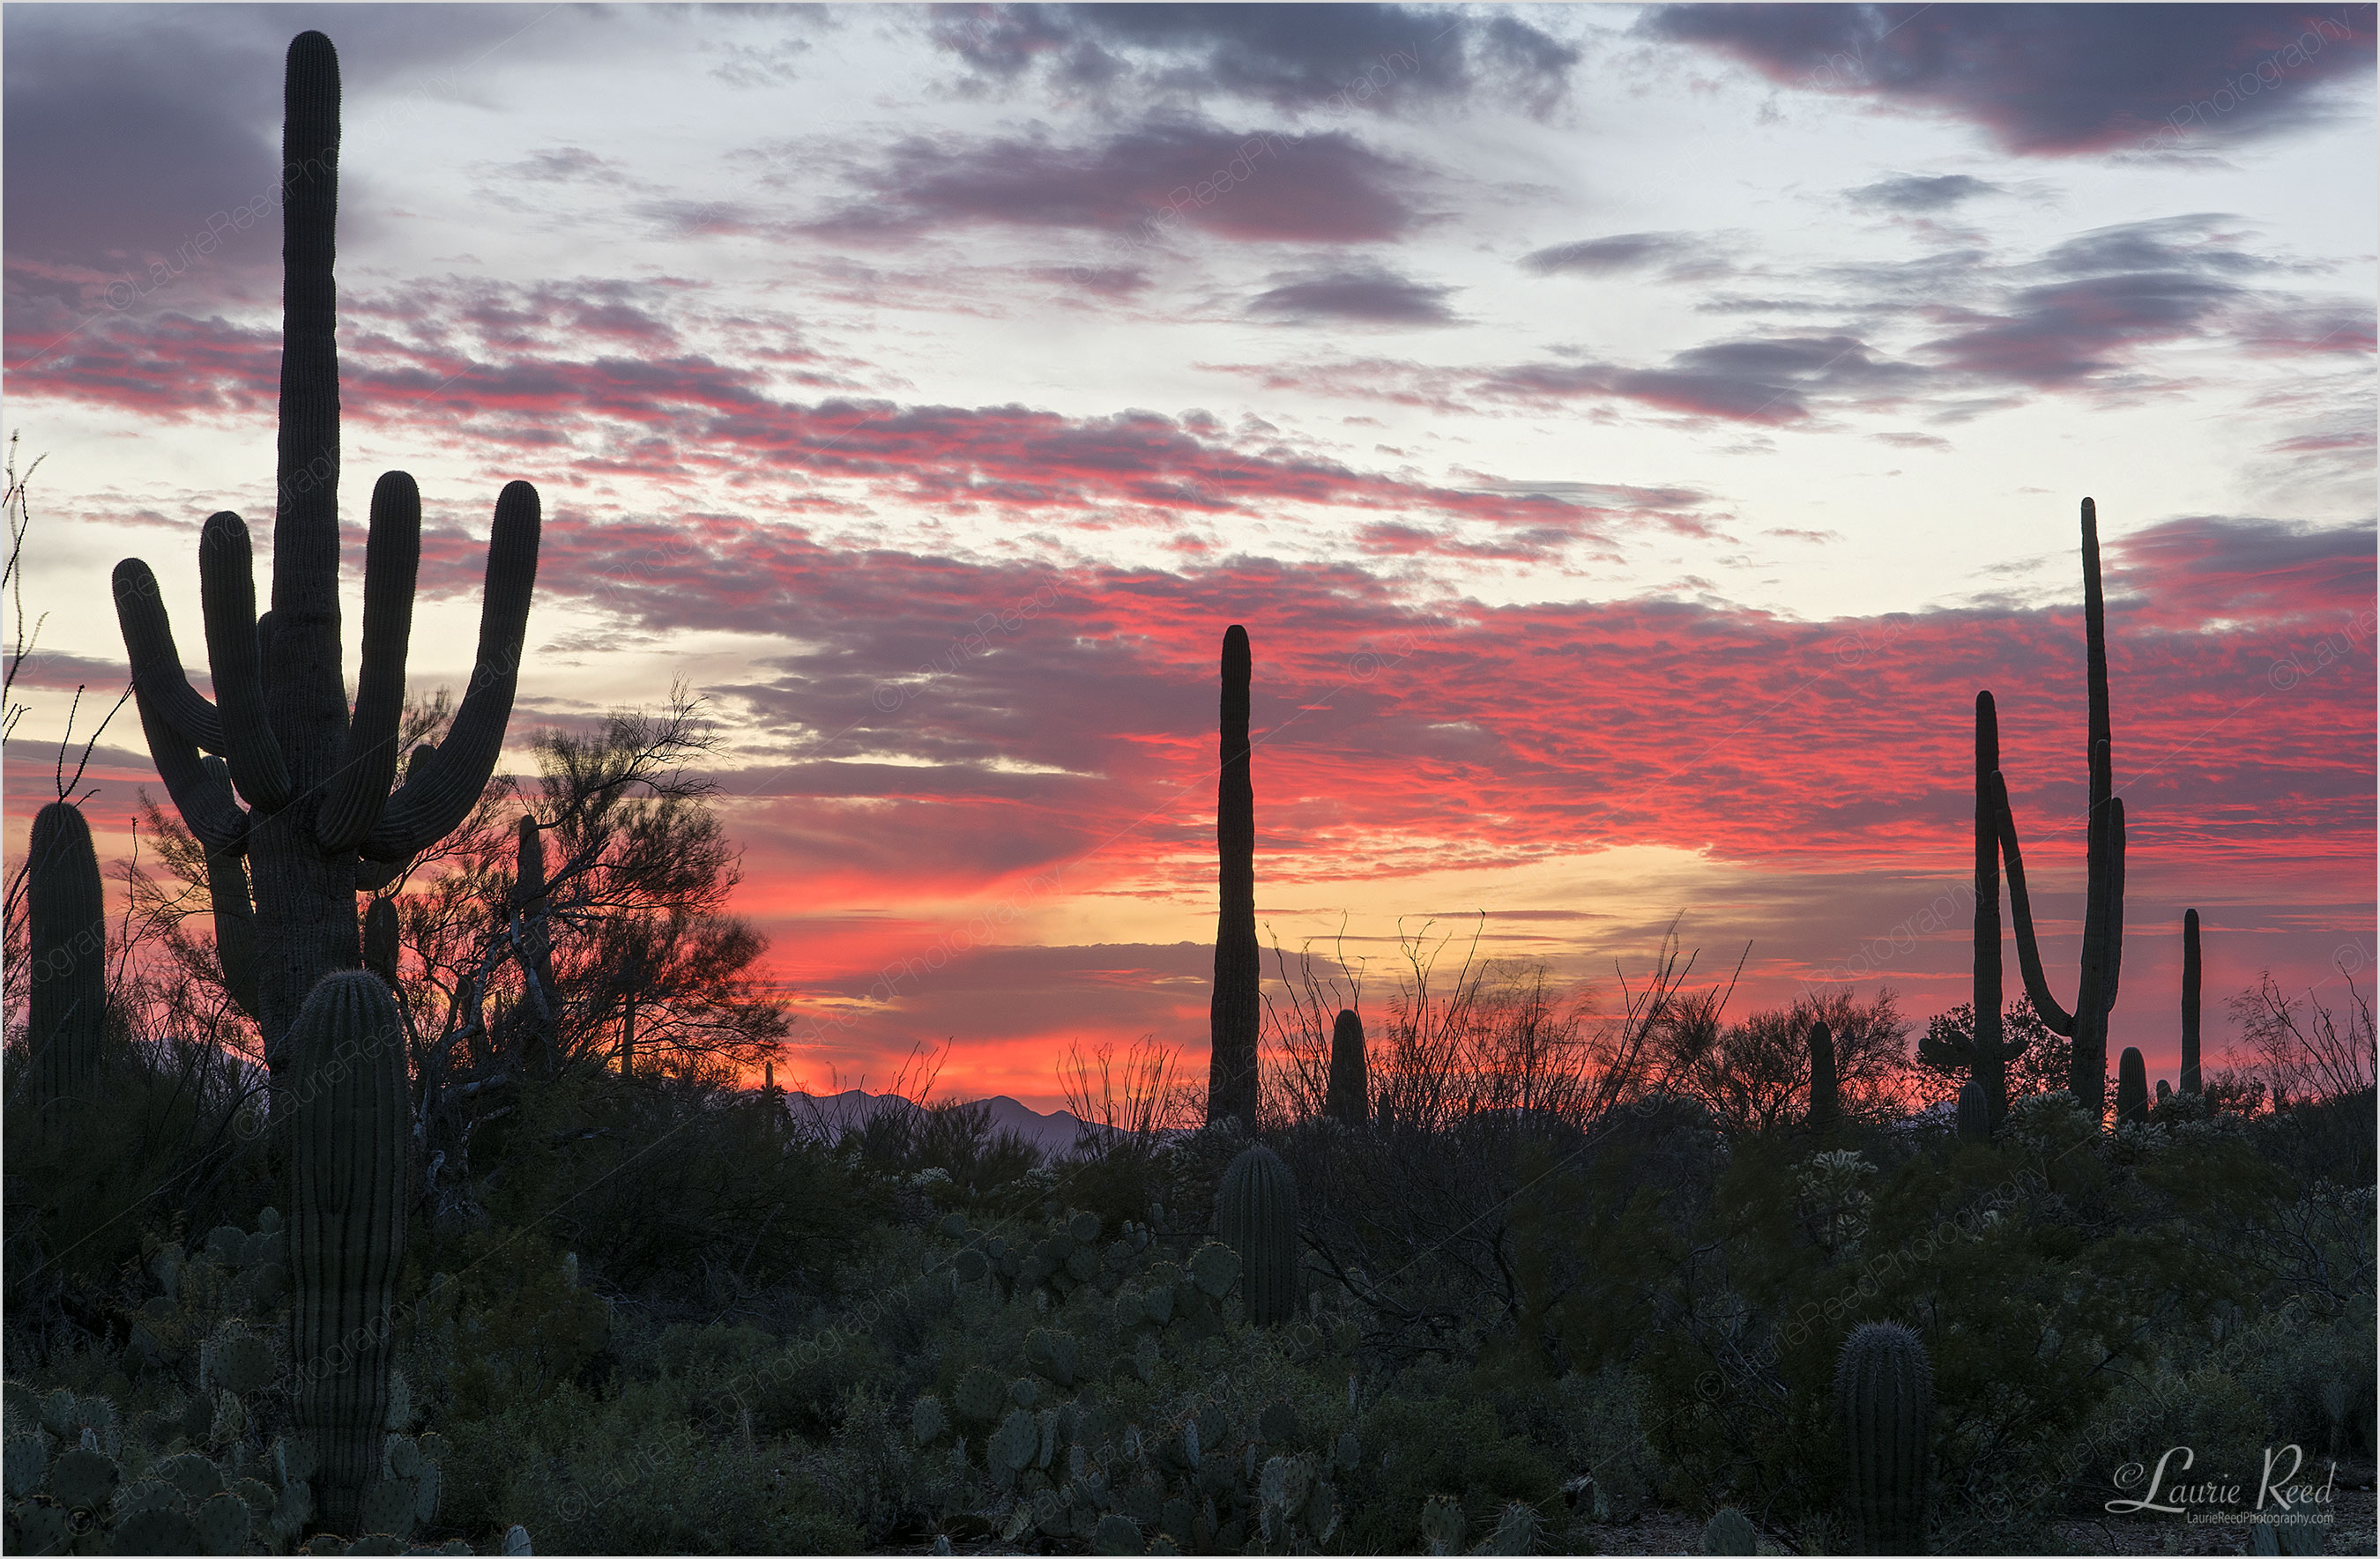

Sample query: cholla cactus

[1215,1144,1297,1325]
[1796,1149,1876,1260]
[1835,1321,1932,1555]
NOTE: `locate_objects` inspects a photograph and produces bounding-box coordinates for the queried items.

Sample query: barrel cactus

[26,800,106,1104]
[1325,1008,1367,1126]
[1216,1143,1298,1325]
[2116,1047,2149,1125]
[284,970,409,1532]
[109,29,542,1077]
[1835,1321,1931,1555]
[1208,624,1260,1127]
[1806,1021,1839,1132]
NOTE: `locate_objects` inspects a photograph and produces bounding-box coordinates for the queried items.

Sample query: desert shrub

[464,1375,860,1554]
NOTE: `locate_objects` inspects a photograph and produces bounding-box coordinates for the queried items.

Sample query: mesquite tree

[109,32,540,1071]
[1993,497,2124,1120]
[1209,624,1260,1127]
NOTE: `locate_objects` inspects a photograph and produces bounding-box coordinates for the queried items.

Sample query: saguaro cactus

[1208,625,1259,1127]
[1216,1142,1298,1325]
[284,970,408,1533]
[1326,1008,1367,1126]
[513,816,558,1074]
[1994,498,2124,1120]
[2180,909,2202,1095]
[1836,1321,1932,1555]
[26,801,106,1102]
[2116,1047,2148,1125]
[1806,1021,1839,1132]
[110,31,540,1073]
[361,898,398,991]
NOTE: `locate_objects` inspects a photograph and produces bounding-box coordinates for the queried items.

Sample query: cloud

[802,119,1426,245]
[1247,264,1457,325]
[1848,173,2002,211]
[927,3,1580,118]
[1520,231,1729,278]
[1640,4,2377,155]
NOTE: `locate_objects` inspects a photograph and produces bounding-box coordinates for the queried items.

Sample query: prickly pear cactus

[1703,1504,1757,1555]
[1835,1320,1932,1555]
[1215,1145,1297,1325]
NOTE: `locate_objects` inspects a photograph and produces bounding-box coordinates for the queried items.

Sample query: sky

[4,2,2375,1110]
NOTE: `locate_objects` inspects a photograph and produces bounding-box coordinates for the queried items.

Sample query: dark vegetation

[5,26,2376,1559]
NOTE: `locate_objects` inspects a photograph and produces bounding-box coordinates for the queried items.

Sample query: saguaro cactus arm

[205,758,263,1020]
[361,482,541,863]
[113,560,228,754]
[130,680,249,854]
[197,512,294,812]
[316,471,421,851]
[1990,771,2077,1037]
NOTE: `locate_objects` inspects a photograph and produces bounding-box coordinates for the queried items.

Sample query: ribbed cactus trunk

[1836,1321,1931,1555]
[27,802,106,1104]
[2180,909,2201,1095]
[1972,693,2007,1131]
[285,970,409,1533]
[109,30,541,1088]
[1216,1142,1298,1325]
[2116,1047,2148,1125]
[1325,1008,1367,1126]
[1994,498,2124,1123]
[1208,625,1260,1128]
[1806,1021,1839,1132]
[1955,1082,1987,1142]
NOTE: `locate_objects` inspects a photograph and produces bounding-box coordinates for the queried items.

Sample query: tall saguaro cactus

[26,802,106,1103]
[1836,1321,1932,1555]
[1208,625,1260,1128]
[284,970,408,1533]
[109,31,541,1072]
[1993,498,2124,1120]
[2180,909,2202,1095]
[1925,693,2029,1135]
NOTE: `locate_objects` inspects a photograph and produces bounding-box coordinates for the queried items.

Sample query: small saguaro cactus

[1209,624,1260,1128]
[1326,1007,1368,1126]
[284,969,410,1533]
[26,800,106,1104]
[109,30,542,1074]
[2116,1047,2149,1125]
[1806,1021,1839,1132]
[1836,1321,1932,1555]
[2180,909,2202,1095]
[1994,498,2125,1119]
[1216,1142,1298,1325]
[513,815,558,1073]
